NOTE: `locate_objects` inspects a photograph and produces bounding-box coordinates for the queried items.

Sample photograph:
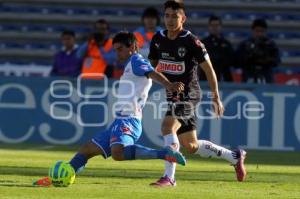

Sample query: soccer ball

[48,161,76,187]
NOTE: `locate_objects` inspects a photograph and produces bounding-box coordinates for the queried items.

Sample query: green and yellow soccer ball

[48,161,76,187]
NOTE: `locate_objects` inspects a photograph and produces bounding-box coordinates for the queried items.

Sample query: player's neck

[167,28,183,40]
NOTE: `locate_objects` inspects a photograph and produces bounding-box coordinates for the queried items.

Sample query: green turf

[0,145,299,199]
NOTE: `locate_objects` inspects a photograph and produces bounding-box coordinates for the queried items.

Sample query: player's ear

[130,43,136,52]
[181,14,186,24]
[131,42,138,52]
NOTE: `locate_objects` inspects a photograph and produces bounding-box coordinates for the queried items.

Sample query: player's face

[143,17,158,31]
[253,27,266,39]
[94,23,109,36]
[164,8,186,32]
[208,20,222,36]
[113,42,132,63]
[61,35,75,50]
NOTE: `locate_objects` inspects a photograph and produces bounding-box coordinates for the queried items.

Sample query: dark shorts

[165,100,198,135]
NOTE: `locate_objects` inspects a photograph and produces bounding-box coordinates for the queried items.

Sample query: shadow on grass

[180,148,300,166]
[1,144,300,166]
[0,179,39,188]
[0,144,78,152]
[1,165,300,184]
[0,184,37,188]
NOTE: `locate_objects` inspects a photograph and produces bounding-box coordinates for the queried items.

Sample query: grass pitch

[0,145,299,199]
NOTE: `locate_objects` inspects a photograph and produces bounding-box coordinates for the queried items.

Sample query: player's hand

[212,98,224,119]
[167,82,184,93]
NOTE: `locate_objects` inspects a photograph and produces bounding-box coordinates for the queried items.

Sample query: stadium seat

[1,0,299,72]
[1,42,25,49]
[220,12,249,20]
[219,11,300,22]
[1,5,25,13]
[281,50,300,58]
[2,3,300,22]
[24,25,47,32]
[269,31,300,39]
[187,11,213,19]
[223,31,250,38]
[120,9,142,16]
[0,24,21,31]
[0,41,60,51]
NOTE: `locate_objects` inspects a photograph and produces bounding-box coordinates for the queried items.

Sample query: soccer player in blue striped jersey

[34,31,186,187]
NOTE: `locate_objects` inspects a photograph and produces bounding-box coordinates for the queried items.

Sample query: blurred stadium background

[0,0,300,80]
[0,0,299,198]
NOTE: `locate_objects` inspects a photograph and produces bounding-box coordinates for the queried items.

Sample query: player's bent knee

[78,141,100,159]
[161,118,180,134]
[182,142,198,154]
[111,151,124,161]
[161,126,171,134]
[161,125,179,134]
[111,145,124,161]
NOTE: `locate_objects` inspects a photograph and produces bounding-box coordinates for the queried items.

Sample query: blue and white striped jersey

[114,53,154,119]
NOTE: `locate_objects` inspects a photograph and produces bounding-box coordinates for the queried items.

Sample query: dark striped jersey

[148,29,208,102]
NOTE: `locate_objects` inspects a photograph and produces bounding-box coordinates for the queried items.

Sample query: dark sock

[123,144,166,160]
[69,153,87,173]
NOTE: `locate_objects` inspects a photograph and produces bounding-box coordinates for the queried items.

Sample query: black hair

[208,15,222,24]
[164,0,185,11]
[61,30,75,37]
[94,18,110,30]
[251,18,268,29]
[112,31,137,48]
[142,7,160,25]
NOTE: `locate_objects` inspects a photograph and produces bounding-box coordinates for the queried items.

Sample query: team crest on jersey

[178,47,186,58]
[157,60,185,75]
[155,43,160,49]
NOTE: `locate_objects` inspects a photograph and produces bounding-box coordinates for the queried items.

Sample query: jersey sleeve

[189,35,208,64]
[131,54,154,77]
[148,34,159,60]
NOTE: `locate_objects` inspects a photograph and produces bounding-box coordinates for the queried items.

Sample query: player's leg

[68,126,113,174]
[178,128,247,182]
[33,130,111,187]
[109,117,186,165]
[110,143,185,164]
[150,115,181,187]
[69,140,104,173]
[178,130,238,162]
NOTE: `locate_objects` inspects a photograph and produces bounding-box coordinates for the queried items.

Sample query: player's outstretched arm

[200,60,224,118]
[147,71,184,93]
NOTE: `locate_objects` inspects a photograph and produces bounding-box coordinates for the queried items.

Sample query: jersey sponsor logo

[157,60,185,74]
[161,53,175,60]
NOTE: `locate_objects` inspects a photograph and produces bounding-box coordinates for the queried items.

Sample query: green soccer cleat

[164,146,186,166]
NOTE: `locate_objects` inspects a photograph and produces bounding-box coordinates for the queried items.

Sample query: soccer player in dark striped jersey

[149,1,247,187]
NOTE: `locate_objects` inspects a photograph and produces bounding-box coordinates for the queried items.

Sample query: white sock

[196,140,238,164]
[163,133,180,180]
